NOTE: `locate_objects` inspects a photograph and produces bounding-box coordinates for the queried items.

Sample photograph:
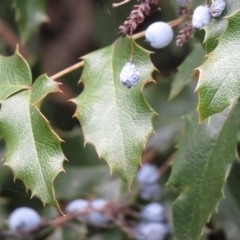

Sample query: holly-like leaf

[0,51,65,208]
[14,0,47,43]
[168,102,240,240]
[197,9,240,121]
[169,42,205,100]
[0,50,31,101]
[204,0,240,53]
[73,37,155,186]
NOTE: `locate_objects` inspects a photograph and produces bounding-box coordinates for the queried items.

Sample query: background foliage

[0,0,240,239]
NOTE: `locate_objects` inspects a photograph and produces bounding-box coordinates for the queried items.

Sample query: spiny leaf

[197,9,240,121]
[73,37,155,186]
[14,0,47,43]
[0,50,31,101]
[168,102,240,240]
[0,51,65,208]
[204,0,240,53]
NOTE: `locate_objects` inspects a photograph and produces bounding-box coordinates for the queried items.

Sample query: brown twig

[159,152,176,176]
[113,0,131,7]
[50,16,190,81]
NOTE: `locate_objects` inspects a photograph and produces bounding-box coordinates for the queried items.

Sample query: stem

[50,16,190,80]
[132,16,190,40]
[50,61,84,80]
[112,0,131,8]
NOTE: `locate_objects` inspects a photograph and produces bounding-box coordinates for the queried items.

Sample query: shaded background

[0,0,237,239]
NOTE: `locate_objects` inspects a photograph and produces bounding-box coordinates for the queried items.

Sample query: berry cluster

[4,163,170,239]
[66,198,111,227]
[136,163,161,200]
[133,164,171,240]
[118,0,226,88]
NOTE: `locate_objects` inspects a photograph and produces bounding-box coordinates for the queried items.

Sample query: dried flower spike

[176,23,193,47]
[118,0,159,37]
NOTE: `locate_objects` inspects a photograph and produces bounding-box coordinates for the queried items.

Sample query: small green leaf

[0,50,31,101]
[73,37,155,186]
[169,42,205,100]
[14,0,47,43]
[0,51,65,208]
[168,102,240,240]
[197,9,240,121]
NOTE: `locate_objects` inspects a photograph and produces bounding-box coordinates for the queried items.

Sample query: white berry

[120,62,140,88]
[210,0,226,17]
[192,5,211,29]
[66,199,90,222]
[145,22,174,49]
[141,202,165,222]
[134,222,168,240]
[87,199,110,227]
[9,207,41,232]
[136,163,160,185]
[139,183,161,200]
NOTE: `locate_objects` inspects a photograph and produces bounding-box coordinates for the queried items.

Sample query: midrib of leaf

[111,49,125,166]
[27,98,48,195]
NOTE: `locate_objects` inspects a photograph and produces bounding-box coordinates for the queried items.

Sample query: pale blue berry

[9,207,41,232]
[136,164,160,185]
[145,22,174,49]
[192,5,211,29]
[139,183,161,200]
[141,203,165,222]
[120,62,140,88]
[87,199,110,227]
[134,222,168,240]
[66,199,90,222]
[210,0,226,17]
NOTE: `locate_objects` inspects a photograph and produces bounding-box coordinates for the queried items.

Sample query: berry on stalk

[136,163,160,185]
[192,5,211,29]
[141,202,165,222]
[145,22,174,49]
[87,199,111,227]
[210,0,226,17]
[134,222,168,240]
[66,199,90,222]
[120,62,140,88]
[9,207,41,232]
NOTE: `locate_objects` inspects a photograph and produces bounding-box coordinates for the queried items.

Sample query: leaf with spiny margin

[0,50,31,101]
[197,10,240,121]
[73,37,155,186]
[168,102,240,240]
[169,42,205,100]
[13,0,47,43]
[204,0,240,53]
[0,51,65,208]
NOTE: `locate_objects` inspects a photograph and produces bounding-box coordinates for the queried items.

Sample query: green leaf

[168,102,240,240]
[197,10,240,121]
[73,37,155,186]
[0,51,65,208]
[144,76,198,153]
[0,49,31,102]
[14,0,47,43]
[204,0,240,53]
[169,42,205,100]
